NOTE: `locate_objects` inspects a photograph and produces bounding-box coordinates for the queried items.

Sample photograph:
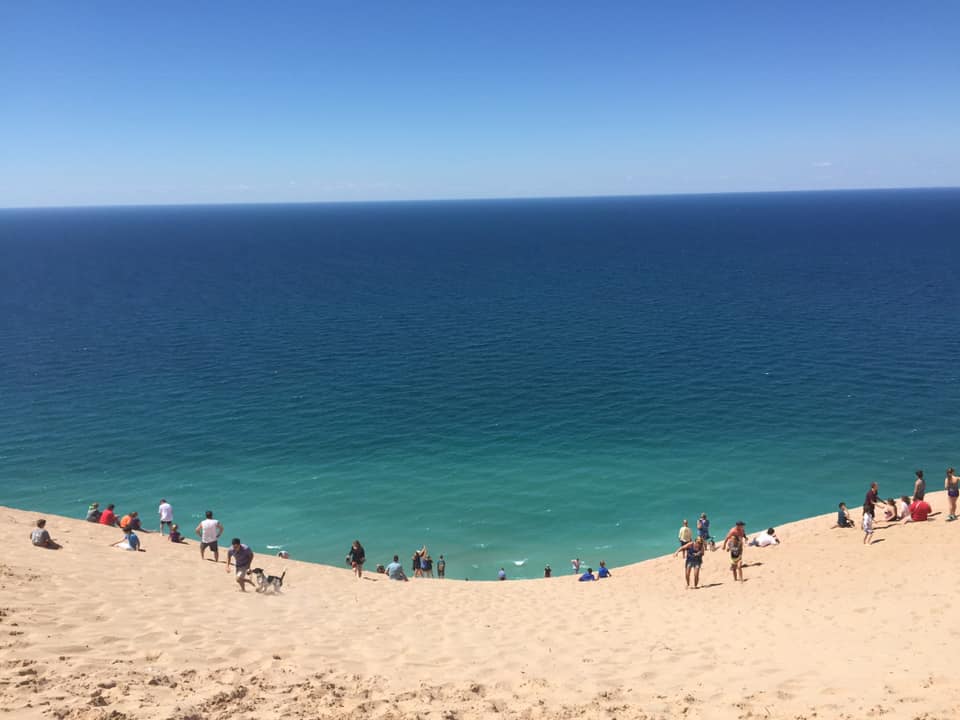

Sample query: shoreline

[4,493,960,718]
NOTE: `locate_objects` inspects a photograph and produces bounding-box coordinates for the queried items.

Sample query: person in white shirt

[158,499,174,535]
[195,510,224,562]
[749,527,780,547]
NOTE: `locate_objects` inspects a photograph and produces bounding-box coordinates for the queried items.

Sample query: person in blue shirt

[497,568,507,581]
[385,554,409,581]
[578,568,596,581]
[597,561,612,578]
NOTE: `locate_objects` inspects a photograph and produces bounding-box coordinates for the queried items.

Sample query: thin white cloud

[811,161,833,168]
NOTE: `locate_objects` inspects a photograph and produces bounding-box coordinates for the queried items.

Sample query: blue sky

[1,2,958,207]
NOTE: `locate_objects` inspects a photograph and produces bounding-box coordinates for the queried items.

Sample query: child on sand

[836,502,855,528]
[862,506,875,544]
[883,498,898,521]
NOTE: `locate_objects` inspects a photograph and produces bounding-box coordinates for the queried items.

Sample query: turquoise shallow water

[2,190,959,578]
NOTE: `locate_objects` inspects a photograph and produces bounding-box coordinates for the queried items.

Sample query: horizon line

[2,183,958,212]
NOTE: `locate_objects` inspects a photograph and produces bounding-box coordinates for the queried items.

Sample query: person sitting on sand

[579,568,596,581]
[168,524,185,543]
[945,468,959,521]
[544,565,552,578]
[277,550,290,559]
[897,496,911,521]
[597,560,612,578]
[883,498,898,522]
[98,504,117,527]
[113,528,142,552]
[678,519,693,547]
[30,519,60,549]
[385,555,408,581]
[836,502,855,528]
[85,503,101,523]
[675,537,704,589]
[906,496,932,523]
[120,511,146,533]
[498,568,507,581]
[749,527,780,547]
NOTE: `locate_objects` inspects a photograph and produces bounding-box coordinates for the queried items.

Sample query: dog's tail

[280,571,286,583]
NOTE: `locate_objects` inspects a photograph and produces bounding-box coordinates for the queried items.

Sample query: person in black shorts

[347,540,365,579]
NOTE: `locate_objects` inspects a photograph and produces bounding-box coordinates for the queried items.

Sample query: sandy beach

[2,494,958,719]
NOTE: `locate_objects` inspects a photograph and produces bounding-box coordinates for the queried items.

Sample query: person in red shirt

[907,498,932,523]
[98,504,117,526]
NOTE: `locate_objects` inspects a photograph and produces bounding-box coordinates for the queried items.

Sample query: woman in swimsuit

[674,537,705,589]
[946,468,959,521]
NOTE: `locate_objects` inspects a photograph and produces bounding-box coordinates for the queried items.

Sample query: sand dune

[2,493,958,719]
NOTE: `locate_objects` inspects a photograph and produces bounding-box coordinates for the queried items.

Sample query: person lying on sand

[749,528,780,547]
[30,519,60,549]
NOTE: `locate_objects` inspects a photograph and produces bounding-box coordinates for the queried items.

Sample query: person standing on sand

[675,537,704,589]
[945,468,959,521]
[723,521,746,582]
[347,540,365,579]
[158,499,173,535]
[437,554,446,578]
[862,503,876,544]
[678,519,693,547]
[913,470,926,502]
[544,564,552,578]
[571,558,581,574]
[196,510,224,562]
[226,538,256,592]
[697,513,715,550]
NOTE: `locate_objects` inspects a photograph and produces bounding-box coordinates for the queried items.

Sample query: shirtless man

[723,521,746,582]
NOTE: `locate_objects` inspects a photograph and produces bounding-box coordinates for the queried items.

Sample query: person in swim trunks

[723,521,746,582]
[674,537,705,589]
[945,468,959,521]
[913,470,926,502]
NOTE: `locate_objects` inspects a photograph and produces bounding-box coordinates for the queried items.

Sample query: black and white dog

[250,568,286,594]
